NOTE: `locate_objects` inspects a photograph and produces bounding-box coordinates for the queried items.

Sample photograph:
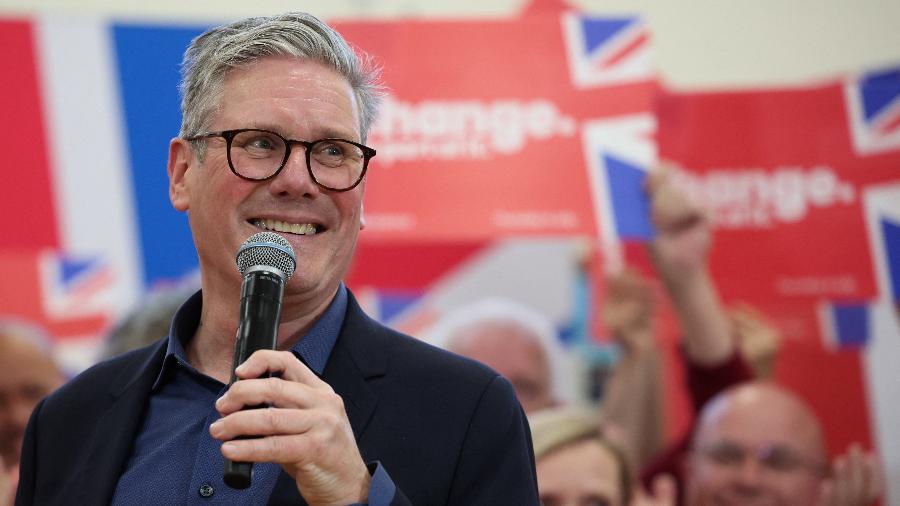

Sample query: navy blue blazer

[16,291,539,505]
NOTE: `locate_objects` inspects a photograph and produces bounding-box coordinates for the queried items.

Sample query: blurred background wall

[1,0,898,501]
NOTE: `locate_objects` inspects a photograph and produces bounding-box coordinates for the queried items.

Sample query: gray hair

[179,12,383,151]
[102,282,198,359]
[427,297,576,404]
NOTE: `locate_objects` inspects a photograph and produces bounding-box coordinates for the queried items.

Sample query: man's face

[537,439,623,506]
[684,392,826,506]
[170,56,365,305]
[451,322,553,413]
[0,337,63,469]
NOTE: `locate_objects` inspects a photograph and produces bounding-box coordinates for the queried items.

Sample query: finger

[644,165,668,195]
[216,376,318,415]
[651,474,676,506]
[209,407,314,441]
[220,426,338,465]
[846,444,865,501]
[831,454,851,505]
[864,453,883,503]
[235,349,323,387]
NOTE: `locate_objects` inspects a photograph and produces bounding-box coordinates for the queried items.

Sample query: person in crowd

[530,406,676,506]
[683,381,882,506]
[640,167,881,505]
[0,320,64,506]
[16,12,538,505]
[600,267,666,470]
[101,282,198,360]
[428,297,573,414]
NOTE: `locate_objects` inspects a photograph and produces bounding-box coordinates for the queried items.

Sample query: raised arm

[646,167,733,367]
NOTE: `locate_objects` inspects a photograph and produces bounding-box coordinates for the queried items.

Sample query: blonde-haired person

[531,407,675,506]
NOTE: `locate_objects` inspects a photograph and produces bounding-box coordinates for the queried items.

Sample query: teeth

[253,219,317,235]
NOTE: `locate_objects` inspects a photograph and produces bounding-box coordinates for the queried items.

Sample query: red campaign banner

[656,79,900,304]
[332,9,657,241]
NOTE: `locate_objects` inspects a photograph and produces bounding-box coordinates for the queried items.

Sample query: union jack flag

[581,114,657,269]
[40,251,115,320]
[561,13,654,89]
[844,67,900,154]
[819,302,871,349]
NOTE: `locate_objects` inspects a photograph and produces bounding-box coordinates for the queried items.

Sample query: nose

[267,144,320,198]
[732,456,766,489]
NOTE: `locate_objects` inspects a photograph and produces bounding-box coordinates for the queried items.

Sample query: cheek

[776,475,823,502]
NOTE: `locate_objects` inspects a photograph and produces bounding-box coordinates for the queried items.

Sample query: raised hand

[818,444,882,506]
[646,165,732,366]
[729,302,782,378]
[603,268,656,352]
[210,350,370,506]
[647,166,712,283]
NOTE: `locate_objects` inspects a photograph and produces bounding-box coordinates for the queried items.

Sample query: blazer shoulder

[42,339,165,415]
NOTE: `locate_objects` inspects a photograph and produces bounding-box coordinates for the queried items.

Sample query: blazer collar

[77,340,168,504]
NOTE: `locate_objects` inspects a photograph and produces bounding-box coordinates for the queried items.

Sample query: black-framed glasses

[185,128,376,192]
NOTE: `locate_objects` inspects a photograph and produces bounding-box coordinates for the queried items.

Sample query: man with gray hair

[429,297,573,414]
[16,12,538,505]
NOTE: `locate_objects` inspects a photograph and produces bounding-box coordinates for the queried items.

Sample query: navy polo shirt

[111,284,394,505]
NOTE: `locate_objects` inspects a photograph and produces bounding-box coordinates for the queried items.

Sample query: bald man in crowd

[0,321,65,505]
[684,382,881,506]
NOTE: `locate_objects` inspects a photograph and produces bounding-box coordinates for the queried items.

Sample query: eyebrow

[245,123,360,142]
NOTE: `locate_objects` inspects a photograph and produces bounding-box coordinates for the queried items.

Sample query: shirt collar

[154,283,348,390]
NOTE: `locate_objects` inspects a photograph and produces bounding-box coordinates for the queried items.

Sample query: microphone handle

[223,268,285,489]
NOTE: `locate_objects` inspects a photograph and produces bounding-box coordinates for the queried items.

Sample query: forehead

[0,338,60,383]
[214,56,360,138]
[537,439,622,499]
[456,323,546,362]
[695,395,821,455]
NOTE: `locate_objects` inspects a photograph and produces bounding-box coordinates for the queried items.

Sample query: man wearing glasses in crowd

[16,12,539,505]
[683,382,881,506]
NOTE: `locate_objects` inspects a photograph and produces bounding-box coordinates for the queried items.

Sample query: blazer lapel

[267,290,390,506]
[322,290,388,444]
[74,342,166,504]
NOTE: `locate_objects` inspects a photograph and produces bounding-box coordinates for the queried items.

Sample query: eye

[316,141,347,158]
[232,130,284,156]
[248,137,276,150]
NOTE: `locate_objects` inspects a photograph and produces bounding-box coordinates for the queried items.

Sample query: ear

[168,138,193,211]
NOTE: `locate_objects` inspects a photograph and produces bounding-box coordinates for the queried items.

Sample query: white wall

[1,0,898,88]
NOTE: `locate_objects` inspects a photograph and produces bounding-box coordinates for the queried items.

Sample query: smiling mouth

[251,218,320,235]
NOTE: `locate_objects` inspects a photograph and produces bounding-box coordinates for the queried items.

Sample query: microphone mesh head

[236,231,297,279]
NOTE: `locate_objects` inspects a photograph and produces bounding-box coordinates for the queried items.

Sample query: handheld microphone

[223,231,296,489]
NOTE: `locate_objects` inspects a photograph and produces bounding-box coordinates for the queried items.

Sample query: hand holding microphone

[223,231,296,489]
[214,232,371,503]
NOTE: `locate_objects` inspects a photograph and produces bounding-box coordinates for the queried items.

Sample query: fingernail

[209,420,222,437]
